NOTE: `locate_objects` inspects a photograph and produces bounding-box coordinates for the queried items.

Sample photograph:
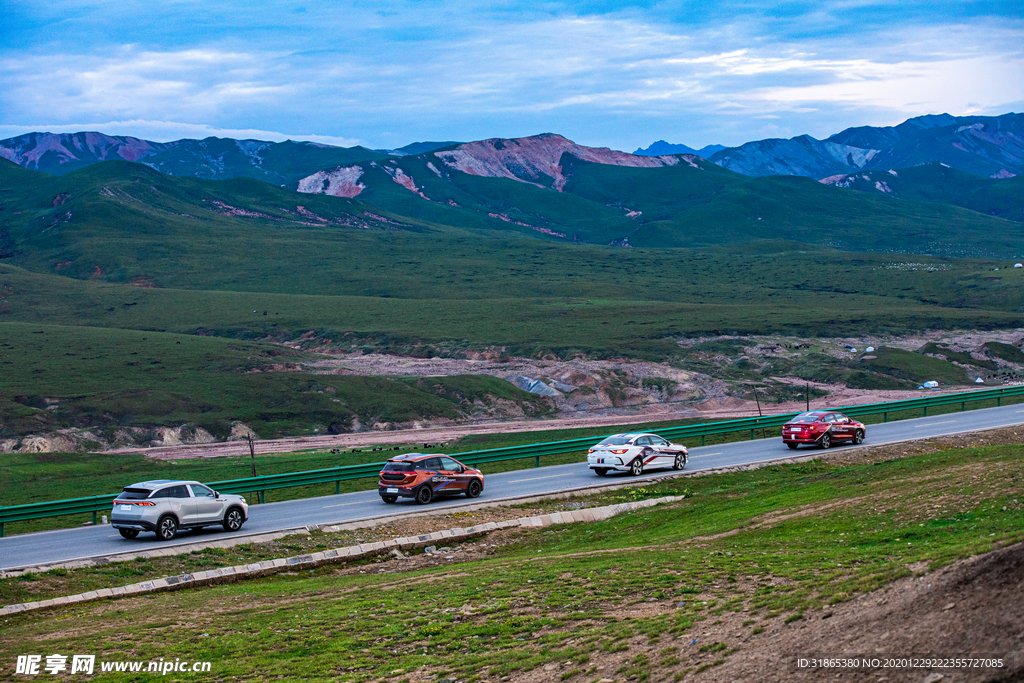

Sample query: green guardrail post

[923,406,928,417]
[335,480,340,495]
[998,396,1002,406]
[749,429,755,440]
[259,491,265,504]
[961,401,966,412]
[883,412,888,422]
[701,435,705,447]
[92,510,97,525]
[535,455,540,468]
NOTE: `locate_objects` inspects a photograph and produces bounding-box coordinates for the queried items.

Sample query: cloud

[1,2,1022,150]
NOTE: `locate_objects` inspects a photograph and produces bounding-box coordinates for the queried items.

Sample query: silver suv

[111,480,249,540]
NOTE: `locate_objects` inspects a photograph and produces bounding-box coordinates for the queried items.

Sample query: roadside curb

[0,495,684,617]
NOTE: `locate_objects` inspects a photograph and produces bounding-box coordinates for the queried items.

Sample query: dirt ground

[495,541,1024,683]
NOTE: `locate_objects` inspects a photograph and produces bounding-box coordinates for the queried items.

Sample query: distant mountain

[708,135,880,179]
[384,141,461,155]
[709,113,1024,180]
[0,132,175,175]
[0,132,387,185]
[634,141,725,157]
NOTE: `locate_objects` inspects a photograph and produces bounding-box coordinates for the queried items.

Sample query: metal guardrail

[3,384,1024,536]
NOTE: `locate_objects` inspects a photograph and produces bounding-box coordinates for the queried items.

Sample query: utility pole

[806,383,810,411]
[248,433,256,477]
[751,386,767,439]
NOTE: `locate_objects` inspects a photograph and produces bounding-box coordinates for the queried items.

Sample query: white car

[586,433,688,476]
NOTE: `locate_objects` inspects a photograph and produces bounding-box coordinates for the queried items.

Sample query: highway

[3,402,1024,571]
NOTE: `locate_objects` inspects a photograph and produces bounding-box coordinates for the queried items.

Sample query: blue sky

[1,1,1022,151]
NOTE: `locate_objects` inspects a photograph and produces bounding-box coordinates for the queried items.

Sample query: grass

[1,439,1021,681]
[0,321,552,443]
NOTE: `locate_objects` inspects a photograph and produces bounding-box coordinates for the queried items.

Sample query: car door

[649,436,673,467]
[188,484,223,524]
[421,457,452,495]
[439,457,469,493]
[821,413,837,440]
[156,485,197,525]
[634,436,654,465]
[834,414,853,440]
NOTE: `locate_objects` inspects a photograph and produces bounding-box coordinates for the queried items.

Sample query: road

[3,403,1024,571]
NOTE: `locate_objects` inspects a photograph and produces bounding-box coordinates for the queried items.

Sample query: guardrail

[3,384,1023,537]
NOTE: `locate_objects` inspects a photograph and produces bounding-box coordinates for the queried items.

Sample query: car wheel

[787,443,799,450]
[381,495,398,504]
[673,453,685,470]
[819,433,831,449]
[466,479,482,498]
[853,430,864,445]
[223,507,244,532]
[415,485,434,505]
[630,457,644,476]
[594,468,608,476]
[118,529,139,539]
[156,515,178,541]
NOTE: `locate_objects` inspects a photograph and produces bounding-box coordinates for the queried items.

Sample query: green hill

[820,163,1024,223]
[141,137,389,186]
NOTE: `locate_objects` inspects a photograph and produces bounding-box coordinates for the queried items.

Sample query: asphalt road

[3,403,1024,571]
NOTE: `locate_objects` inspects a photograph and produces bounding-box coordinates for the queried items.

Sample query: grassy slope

[560,158,1024,256]
[1,442,1020,681]
[0,322,551,442]
[816,164,1024,223]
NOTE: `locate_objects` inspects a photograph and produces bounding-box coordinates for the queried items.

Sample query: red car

[377,453,484,504]
[782,411,865,449]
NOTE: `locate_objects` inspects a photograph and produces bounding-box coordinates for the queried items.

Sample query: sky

[1,1,1022,152]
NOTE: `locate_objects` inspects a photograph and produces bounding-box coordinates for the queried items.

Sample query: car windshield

[383,461,417,472]
[597,436,632,446]
[119,488,152,500]
[789,413,825,424]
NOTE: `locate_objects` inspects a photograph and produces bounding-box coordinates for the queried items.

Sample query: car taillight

[587,449,595,454]
[610,448,629,454]
[114,501,155,506]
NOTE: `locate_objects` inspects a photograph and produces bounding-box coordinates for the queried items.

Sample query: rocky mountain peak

[433,133,683,190]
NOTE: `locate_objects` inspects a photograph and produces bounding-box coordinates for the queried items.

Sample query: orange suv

[378,453,484,504]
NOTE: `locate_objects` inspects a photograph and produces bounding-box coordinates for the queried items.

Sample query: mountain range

[4,113,1021,186]
[708,113,1023,180]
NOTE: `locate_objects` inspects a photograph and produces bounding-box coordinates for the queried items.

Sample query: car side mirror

[215,491,220,498]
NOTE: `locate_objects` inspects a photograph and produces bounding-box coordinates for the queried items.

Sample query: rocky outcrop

[0,425,220,453]
[229,422,258,441]
[297,165,366,198]
[434,133,682,191]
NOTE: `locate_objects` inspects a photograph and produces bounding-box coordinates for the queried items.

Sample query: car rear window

[597,436,631,445]
[119,488,152,500]
[383,461,417,472]
[789,413,825,424]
